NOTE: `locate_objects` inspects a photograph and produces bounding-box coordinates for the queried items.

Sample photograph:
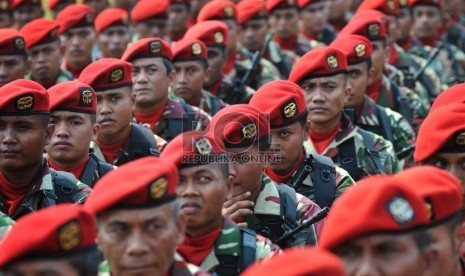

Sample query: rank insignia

[387,0,395,11]
[194,137,213,155]
[58,221,81,251]
[456,132,465,146]
[387,196,414,225]
[110,68,124,83]
[192,42,202,55]
[224,6,234,17]
[79,87,93,106]
[355,43,366,58]
[14,37,24,50]
[150,176,168,199]
[150,40,162,54]
[368,23,380,37]
[214,32,224,44]
[16,94,34,111]
[281,99,297,119]
[326,55,338,69]
[242,123,257,139]
[0,0,8,10]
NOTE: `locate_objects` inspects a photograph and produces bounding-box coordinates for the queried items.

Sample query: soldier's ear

[303,120,311,140]
[421,243,440,276]
[226,175,234,200]
[44,123,55,146]
[91,123,100,141]
[367,65,375,84]
[203,66,212,83]
[168,70,177,86]
[175,213,187,245]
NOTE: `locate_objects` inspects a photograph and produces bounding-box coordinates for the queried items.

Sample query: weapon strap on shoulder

[391,82,413,126]
[239,228,257,272]
[359,129,386,175]
[176,100,197,133]
[50,171,84,204]
[311,154,336,209]
[375,105,394,145]
[335,137,363,181]
[208,95,223,116]
[81,154,114,188]
[118,124,159,165]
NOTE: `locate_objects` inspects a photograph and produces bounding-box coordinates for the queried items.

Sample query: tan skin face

[173,60,211,106]
[300,2,328,35]
[205,47,226,87]
[134,19,167,39]
[3,259,79,276]
[428,224,462,276]
[0,116,53,184]
[167,4,190,39]
[370,40,390,84]
[98,25,131,59]
[412,5,443,41]
[61,27,96,70]
[131,57,175,113]
[268,7,299,39]
[45,111,98,169]
[13,4,43,29]
[269,121,309,175]
[96,86,134,145]
[396,8,413,45]
[327,0,348,21]
[0,55,28,87]
[238,18,269,53]
[299,74,351,131]
[346,61,375,108]
[334,233,439,276]
[177,164,232,237]
[84,0,109,14]
[97,204,185,276]
[0,12,12,29]
[28,41,62,86]
[221,19,239,56]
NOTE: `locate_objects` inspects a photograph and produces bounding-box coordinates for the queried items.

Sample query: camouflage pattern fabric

[300,25,337,46]
[211,76,255,105]
[356,96,416,168]
[0,212,14,239]
[25,68,74,86]
[304,113,400,178]
[198,89,228,117]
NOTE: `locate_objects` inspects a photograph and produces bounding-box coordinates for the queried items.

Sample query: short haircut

[162,58,174,75]
[67,248,101,276]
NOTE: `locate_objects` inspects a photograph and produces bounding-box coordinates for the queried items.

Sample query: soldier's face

[135,19,167,40]
[97,204,185,276]
[0,116,53,174]
[177,164,231,234]
[45,111,96,168]
[206,47,226,86]
[13,4,43,29]
[346,62,373,108]
[239,18,269,52]
[300,2,328,34]
[61,27,96,69]
[334,233,437,276]
[0,55,28,87]
[396,8,413,44]
[3,259,79,276]
[269,121,309,175]
[98,26,131,59]
[131,57,172,109]
[444,0,463,15]
[28,41,61,86]
[173,60,210,104]
[370,40,388,83]
[0,11,12,29]
[84,0,109,14]
[299,74,350,128]
[167,4,190,37]
[96,87,134,139]
[412,5,442,41]
[269,8,299,39]
[327,0,348,21]
[427,224,463,276]
[191,0,209,18]
[227,146,266,201]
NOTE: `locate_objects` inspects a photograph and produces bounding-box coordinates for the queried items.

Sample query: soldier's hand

[223,191,254,228]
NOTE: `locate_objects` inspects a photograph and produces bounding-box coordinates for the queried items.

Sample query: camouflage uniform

[99,254,210,276]
[245,174,325,248]
[178,217,279,274]
[444,20,465,53]
[355,96,416,168]
[0,161,92,220]
[0,211,14,239]
[25,68,74,89]
[304,113,400,181]
[300,25,337,46]
[230,47,280,90]
[265,150,355,204]
[274,33,321,57]
[204,75,255,105]
[197,89,228,117]
[133,97,210,142]
[90,123,160,166]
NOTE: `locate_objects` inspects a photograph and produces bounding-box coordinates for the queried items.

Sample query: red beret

[121,37,172,62]
[0,0,9,11]
[85,156,178,214]
[131,0,168,23]
[183,20,229,48]
[242,247,345,276]
[266,0,297,13]
[340,10,387,40]
[0,204,96,267]
[20,19,59,50]
[0,79,49,115]
[249,80,307,128]
[414,104,465,162]
[297,0,323,8]
[320,175,429,250]
[409,0,442,8]
[207,104,270,149]
[396,166,463,224]
[0,28,26,56]
[55,4,95,35]
[94,8,129,33]
[172,38,208,62]
[197,0,237,22]
[161,130,226,168]
[330,34,373,65]
[78,58,132,92]
[11,0,40,8]
[289,46,348,84]
[357,0,400,16]
[48,80,96,114]
[430,83,465,112]
[236,0,267,25]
